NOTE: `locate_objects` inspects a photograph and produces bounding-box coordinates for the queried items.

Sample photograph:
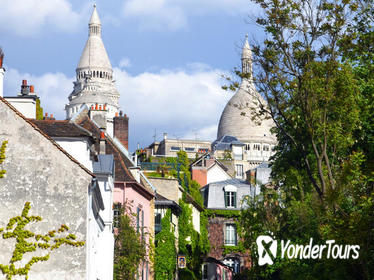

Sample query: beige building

[147,133,211,159]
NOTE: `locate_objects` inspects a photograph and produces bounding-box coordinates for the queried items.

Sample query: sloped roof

[30,120,93,138]
[93,154,114,175]
[0,97,94,177]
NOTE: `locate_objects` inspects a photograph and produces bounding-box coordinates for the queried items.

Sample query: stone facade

[0,98,93,279]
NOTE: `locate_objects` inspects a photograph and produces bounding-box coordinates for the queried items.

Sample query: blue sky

[1,0,264,151]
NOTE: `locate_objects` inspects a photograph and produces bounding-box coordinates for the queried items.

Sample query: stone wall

[0,99,92,279]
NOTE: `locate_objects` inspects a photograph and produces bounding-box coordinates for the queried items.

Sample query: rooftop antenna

[153,129,157,142]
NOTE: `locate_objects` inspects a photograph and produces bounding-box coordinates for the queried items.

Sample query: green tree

[236,0,374,278]
[155,209,176,280]
[114,204,147,280]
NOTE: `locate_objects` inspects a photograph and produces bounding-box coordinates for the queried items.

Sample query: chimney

[0,48,4,98]
[21,80,30,95]
[100,131,106,155]
[113,111,129,149]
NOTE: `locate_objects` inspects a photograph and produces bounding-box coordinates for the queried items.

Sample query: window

[263,145,270,151]
[136,207,140,233]
[245,144,250,151]
[223,258,240,274]
[170,146,180,151]
[225,191,237,208]
[253,144,261,151]
[202,264,208,280]
[225,224,237,246]
[113,204,121,228]
[184,147,195,152]
[155,212,162,233]
[235,164,243,179]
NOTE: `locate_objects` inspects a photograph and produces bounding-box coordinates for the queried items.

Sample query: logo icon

[256,235,277,266]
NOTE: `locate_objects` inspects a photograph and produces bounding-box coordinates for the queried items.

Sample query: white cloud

[3,64,231,149]
[0,0,83,36]
[114,64,231,147]
[118,57,132,68]
[122,0,255,31]
[3,68,73,118]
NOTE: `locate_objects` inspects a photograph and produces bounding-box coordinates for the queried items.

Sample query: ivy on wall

[35,99,43,120]
[0,141,8,178]
[0,202,84,280]
[155,209,176,280]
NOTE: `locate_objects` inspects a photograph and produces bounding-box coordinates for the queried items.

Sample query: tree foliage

[114,204,147,280]
[237,0,374,278]
[155,209,176,280]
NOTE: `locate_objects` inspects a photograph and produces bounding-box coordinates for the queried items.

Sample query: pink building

[113,181,154,279]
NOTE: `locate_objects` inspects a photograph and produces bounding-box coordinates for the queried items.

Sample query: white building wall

[207,165,231,184]
[189,204,201,234]
[6,98,36,118]
[56,139,93,171]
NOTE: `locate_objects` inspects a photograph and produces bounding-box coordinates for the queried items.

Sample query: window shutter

[233,192,237,208]
[224,192,228,208]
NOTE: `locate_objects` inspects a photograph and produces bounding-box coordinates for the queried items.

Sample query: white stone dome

[217,37,276,144]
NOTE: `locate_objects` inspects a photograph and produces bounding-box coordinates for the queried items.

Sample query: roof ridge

[0,97,95,177]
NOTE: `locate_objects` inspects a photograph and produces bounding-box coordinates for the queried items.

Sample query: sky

[1,0,265,152]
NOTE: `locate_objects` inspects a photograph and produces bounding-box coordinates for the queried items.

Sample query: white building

[65,5,120,137]
[214,36,277,175]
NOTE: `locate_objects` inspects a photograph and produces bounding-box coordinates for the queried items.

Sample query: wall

[148,177,182,203]
[0,99,91,279]
[55,138,93,171]
[206,165,231,185]
[5,97,36,118]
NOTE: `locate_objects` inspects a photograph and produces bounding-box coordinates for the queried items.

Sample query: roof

[30,120,93,139]
[93,154,114,175]
[77,114,135,182]
[242,35,252,60]
[155,193,182,214]
[212,135,245,151]
[77,6,112,70]
[0,97,94,177]
[74,113,155,198]
[89,5,101,25]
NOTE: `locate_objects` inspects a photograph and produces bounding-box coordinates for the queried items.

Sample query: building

[147,133,211,159]
[190,153,231,187]
[29,118,116,280]
[200,179,259,277]
[65,4,120,137]
[215,36,276,172]
[0,97,97,279]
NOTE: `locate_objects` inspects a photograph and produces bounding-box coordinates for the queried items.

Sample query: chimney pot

[100,131,105,139]
[119,110,123,116]
[115,112,119,117]
[45,113,48,117]
[99,105,102,110]
[30,85,34,93]
[22,80,27,86]
[95,103,98,110]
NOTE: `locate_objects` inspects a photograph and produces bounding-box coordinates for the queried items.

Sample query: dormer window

[253,144,261,151]
[263,145,269,151]
[224,185,237,208]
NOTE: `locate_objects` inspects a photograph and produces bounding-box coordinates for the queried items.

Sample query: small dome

[217,80,275,143]
[217,36,275,144]
[77,35,112,70]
